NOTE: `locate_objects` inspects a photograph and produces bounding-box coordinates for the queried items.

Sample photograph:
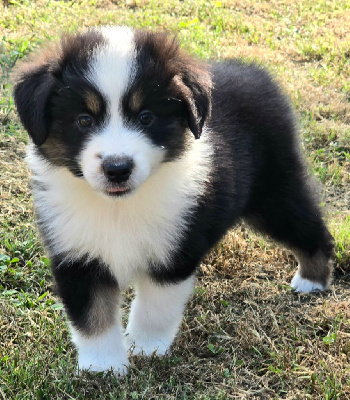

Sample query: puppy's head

[13,27,212,197]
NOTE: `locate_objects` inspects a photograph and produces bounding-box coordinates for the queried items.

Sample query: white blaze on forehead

[87,26,136,109]
[78,27,165,194]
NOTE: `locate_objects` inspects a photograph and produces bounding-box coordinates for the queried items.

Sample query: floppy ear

[13,64,56,146]
[173,63,212,139]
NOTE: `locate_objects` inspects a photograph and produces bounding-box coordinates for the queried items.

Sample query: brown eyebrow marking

[129,90,143,112]
[85,91,101,114]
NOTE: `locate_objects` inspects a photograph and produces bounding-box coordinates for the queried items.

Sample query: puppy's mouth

[105,186,131,197]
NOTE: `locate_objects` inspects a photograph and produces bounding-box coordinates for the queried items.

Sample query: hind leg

[245,182,334,292]
[290,249,333,292]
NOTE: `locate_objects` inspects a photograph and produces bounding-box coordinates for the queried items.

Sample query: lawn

[0,0,349,398]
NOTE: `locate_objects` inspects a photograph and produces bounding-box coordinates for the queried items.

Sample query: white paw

[125,332,171,356]
[78,353,129,376]
[290,271,325,293]
[71,323,129,376]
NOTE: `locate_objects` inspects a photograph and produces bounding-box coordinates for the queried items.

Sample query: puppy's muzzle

[102,157,134,184]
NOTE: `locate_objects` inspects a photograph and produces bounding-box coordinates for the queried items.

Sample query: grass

[1,0,349,398]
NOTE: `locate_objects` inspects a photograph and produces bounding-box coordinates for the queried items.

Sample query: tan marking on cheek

[41,137,67,162]
[85,91,101,115]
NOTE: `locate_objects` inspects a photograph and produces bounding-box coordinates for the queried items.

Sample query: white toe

[126,333,170,356]
[71,324,129,376]
[291,271,325,293]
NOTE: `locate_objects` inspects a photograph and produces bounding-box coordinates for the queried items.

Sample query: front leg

[52,255,128,375]
[125,275,195,356]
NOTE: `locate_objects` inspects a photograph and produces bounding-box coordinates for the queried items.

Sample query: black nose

[102,158,133,183]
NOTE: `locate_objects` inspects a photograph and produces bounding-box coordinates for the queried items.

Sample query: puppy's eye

[139,111,154,126]
[76,115,93,128]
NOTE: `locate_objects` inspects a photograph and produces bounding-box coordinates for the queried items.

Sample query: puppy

[13,27,334,375]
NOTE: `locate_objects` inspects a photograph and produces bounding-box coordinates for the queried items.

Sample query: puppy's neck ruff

[27,131,213,287]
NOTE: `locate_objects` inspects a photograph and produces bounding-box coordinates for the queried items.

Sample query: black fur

[41,78,107,177]
[13,65,55,146]
[131,30,211,140]
[150,60,334,285]
[13,29,106,171]
[52,255,119,335]
[17,69,107,177]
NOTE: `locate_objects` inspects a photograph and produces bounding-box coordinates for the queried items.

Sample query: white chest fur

[27,137,212,287]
